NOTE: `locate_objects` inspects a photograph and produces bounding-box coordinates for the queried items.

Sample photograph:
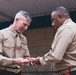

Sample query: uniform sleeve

[0,32,13,66]
[39,27,74,65]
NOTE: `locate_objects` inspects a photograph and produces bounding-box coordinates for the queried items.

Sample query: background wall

[23,27,54,57]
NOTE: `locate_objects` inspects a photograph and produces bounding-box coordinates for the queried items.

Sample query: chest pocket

[3,39,15,57]
[21,40,27,49]
[4,42,14,48]
[4,39,15,48]
[21,44,27,50]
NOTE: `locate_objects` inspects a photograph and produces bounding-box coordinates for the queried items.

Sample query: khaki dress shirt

[0,25,30,68]
[39,19,76,71]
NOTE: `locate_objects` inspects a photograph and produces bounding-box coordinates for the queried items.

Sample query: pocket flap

[4,42,14,47]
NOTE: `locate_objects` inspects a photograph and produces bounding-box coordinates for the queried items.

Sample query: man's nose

[24,26,28,30]
[52,22,54,26]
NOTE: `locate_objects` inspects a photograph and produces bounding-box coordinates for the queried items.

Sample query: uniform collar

[63,18,72,25]
[9,25,20,37]
[57,18,72,31]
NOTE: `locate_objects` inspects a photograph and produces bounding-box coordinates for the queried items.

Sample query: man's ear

[15,18,19,22]
[59,15,62,19]
[59,15,64,22]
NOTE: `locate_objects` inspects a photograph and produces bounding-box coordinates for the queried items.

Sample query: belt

[57,66,76,75]
[0,66,21,73]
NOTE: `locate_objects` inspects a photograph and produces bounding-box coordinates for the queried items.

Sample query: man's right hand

[13,58,29,66]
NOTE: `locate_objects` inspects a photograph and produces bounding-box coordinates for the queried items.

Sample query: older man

[33,6,76,75]
[0,10,32,75]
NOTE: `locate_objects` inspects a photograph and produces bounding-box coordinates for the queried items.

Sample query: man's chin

[18,31,24,34]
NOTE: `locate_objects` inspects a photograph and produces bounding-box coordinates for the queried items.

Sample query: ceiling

[0,0,76,22]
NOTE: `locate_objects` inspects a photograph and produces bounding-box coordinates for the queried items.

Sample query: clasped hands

[13,57,41,66]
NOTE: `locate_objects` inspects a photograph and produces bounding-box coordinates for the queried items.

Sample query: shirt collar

[9,25,19,37]
[63,18,72,25]
[57,18,72,31]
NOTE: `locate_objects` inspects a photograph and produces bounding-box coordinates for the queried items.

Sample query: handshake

[13,57,41,66]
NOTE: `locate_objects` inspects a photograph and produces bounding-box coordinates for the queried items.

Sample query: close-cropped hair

[55,6,70,17]
[15,10,32,22]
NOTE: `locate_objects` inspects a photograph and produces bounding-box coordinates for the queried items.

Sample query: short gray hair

[56,6,70,16]
[15,10,32,22]
[52,6,70,18]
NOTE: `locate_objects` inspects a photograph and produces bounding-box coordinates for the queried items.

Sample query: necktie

[15,34,21,68]
[15,34,21,58]
[16,34,21,49]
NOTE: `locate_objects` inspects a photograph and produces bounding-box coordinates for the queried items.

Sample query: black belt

[0,70,21,75]
[0,66,21,73]
[56,66,76,75]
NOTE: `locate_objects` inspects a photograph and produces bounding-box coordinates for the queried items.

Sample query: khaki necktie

[17,34,21,48]
[15,34,21,68]
[15,34,21,58]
